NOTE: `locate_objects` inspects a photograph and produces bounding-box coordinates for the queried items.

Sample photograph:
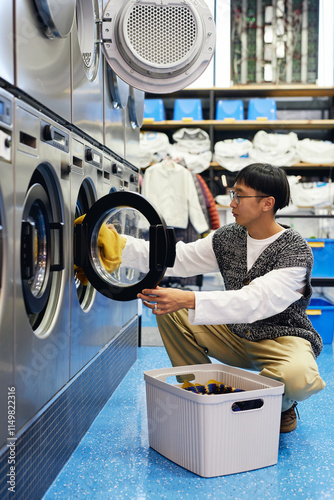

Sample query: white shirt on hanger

[141,159,209,234]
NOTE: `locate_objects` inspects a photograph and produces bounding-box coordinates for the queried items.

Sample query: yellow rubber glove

[74,214,127,286]
[97,223,126,273]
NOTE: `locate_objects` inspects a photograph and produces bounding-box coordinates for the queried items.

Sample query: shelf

[185,85,334,97]
[142,119,334,131]
[311,278,334,287]
[211,162,334,169]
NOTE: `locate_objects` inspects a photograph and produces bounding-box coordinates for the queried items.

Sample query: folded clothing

[296,138,334,164]
[172,128,211,154]
[74,214,126,285]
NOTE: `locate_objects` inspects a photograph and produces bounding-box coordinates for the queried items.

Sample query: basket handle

[231,398,264,413]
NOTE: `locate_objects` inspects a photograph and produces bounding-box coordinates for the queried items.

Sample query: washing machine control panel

[0,95,12,126]
[41,121,69,152]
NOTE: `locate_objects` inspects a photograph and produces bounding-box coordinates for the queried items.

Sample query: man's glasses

[229,190,269,205]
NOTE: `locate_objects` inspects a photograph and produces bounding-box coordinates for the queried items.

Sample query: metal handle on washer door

[21,220,36,280]
[50,222,65,272]
[149,225,166,272]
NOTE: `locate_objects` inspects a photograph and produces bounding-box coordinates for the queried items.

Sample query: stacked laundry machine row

[0,0,144,448]
[0,4,216,496]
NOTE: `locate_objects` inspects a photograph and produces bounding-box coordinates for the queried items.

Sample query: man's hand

[137,286,195,315]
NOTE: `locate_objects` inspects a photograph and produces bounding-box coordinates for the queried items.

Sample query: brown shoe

[280,403,299,433]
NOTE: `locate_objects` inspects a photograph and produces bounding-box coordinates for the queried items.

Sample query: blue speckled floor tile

[43,345,334,500]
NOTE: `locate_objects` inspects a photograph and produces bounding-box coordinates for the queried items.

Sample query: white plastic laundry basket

[144,364,284,477]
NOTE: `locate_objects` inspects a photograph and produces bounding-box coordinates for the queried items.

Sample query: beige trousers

[157,309,326,412]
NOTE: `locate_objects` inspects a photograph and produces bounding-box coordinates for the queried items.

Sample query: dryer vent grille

[127,5,197,66]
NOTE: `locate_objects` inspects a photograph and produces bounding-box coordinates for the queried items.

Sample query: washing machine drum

[102,0,216,93]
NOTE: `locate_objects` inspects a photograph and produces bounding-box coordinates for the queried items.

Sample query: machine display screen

[0,102,4,115]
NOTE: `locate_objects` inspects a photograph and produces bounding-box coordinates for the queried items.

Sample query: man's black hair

[235,163,290,214]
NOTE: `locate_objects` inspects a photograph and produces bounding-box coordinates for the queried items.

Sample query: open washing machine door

[74,191,176,301]
[101,0,215,93]
[105,66,129,110]
[33,0,76,39]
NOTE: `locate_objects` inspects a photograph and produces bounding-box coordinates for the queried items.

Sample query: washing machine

[15,0,74,122]
[69,134,141,376]
[69,131,105,376]
[14,99,71,430]
[0,89,14,447]
[102,148,140,328]
[72,0,104,145]
[0,0,15,86]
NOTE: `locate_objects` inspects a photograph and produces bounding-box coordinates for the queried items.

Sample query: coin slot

[20,131,37,149]
[73,156,83,169]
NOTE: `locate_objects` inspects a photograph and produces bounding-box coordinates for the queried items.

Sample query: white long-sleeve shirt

[122,230,307,326]
[141,160,209,234]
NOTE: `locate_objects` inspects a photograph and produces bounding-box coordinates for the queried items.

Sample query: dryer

[72,0,104,145]
[15,0,74,122]
[14,99,71,430]
[0,89,14,447]
[0,0,15,86]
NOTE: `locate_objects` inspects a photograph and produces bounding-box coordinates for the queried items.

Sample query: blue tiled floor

[43,345,334,500]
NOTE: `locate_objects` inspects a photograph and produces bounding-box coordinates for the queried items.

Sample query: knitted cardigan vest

[212,224,323,357]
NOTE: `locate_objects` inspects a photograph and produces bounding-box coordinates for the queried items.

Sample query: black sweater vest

[212,224,323,357]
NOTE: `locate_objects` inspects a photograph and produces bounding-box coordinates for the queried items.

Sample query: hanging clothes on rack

[196,174,221,230]
[141,159,209,235]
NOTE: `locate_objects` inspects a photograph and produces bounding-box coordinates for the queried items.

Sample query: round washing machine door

[21,173,64,327]
[34,0,76,38]
[128,87,144,128]
[105,65,129,110]
[74,191,176,301]
[76,0,101,82]
[101,0,216,93]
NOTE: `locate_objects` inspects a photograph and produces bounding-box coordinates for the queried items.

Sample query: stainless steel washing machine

[69,131,105,376]
[15,0,75,122]
[69,134,140,376]
[101,148,140,329]
[0,89,14,447]
[14,99,71,430]
[72,0,104,145]
[0,0,15,86]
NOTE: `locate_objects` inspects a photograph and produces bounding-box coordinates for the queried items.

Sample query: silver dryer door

[74,191,176,301]
[34,0,76,38]
[101,0,216,93]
